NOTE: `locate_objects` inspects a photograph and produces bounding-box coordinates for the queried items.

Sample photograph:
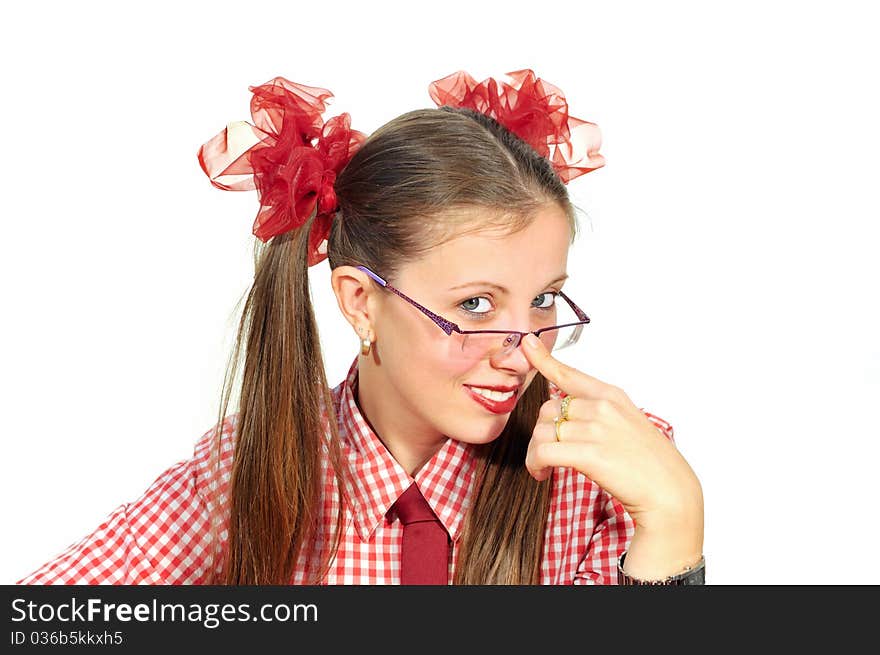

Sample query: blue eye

[458,292,558,318]
[459,297,492,314]
[533,292,557,309]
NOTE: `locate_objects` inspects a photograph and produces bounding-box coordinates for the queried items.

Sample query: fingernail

[523,333,540,348]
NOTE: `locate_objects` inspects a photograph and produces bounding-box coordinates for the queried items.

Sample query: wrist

[622,523,704,581]
[636,478,703,531]
[630,484,704,552]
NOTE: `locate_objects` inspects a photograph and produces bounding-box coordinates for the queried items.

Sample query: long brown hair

[204,106,580,584]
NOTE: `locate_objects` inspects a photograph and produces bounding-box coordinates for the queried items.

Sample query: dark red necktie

[388,482,450,585]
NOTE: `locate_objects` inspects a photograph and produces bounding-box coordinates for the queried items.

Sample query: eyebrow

[447,274,569,294]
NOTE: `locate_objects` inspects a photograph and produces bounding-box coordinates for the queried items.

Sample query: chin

[446,418,510,446]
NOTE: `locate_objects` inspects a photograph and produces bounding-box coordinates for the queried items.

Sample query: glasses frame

[355,265,591,354]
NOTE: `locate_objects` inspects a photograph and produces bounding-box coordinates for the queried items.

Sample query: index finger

[521,332,614,400]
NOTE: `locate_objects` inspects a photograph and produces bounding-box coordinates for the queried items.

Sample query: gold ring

[553,415,567,442]
[560,395,573,421]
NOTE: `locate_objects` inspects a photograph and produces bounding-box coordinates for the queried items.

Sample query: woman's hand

[520,333,704,578]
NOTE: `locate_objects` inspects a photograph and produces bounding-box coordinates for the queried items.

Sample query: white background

[2,0,878,584]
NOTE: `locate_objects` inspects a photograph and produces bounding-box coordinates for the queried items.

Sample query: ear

[330,265,380,340]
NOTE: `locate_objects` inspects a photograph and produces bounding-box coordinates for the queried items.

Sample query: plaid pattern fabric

[18,356,675,585]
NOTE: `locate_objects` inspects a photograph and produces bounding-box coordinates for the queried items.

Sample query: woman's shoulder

[187,397,340,495]
[17,416,242,585]
[187,413,240,511]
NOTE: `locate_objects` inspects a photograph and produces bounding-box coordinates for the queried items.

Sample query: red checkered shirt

[17,356,675,585]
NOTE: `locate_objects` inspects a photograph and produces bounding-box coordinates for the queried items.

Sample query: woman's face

[366,203,572,447]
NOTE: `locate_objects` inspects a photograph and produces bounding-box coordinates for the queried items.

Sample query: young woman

[18,70,704,585]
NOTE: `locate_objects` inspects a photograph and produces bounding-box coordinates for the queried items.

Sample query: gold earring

[359,328,372,356]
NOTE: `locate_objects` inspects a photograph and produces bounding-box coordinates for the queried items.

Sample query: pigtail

[204,216,347,584]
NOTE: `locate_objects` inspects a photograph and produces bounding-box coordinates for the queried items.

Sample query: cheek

[383,309,472,373]
[378,306,510,406]
[402,336,477,385]
[429,336,491,387]
[387,338,486,415]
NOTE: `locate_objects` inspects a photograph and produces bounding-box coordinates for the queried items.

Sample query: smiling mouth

[464,385,520,414]
[465,386,518,401]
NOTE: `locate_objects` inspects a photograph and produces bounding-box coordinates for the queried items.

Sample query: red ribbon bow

[198,77,367,266]
[199,71,604,265]
[427,69,606,183]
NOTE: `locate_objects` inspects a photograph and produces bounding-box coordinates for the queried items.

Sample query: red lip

[465,385,520,414]
[465,384,520,392]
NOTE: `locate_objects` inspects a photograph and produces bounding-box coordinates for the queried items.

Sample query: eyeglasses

[355,265,591,360]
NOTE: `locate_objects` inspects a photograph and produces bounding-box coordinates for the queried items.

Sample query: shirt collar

[333,356,480,543]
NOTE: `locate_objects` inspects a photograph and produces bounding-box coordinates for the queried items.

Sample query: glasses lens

[458,297,585,358]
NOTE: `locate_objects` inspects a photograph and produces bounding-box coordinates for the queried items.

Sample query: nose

[488,332,536,372]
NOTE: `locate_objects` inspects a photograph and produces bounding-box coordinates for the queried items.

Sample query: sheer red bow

[198,77,367,266]
[198,71,604,263]
[427,69,606,183]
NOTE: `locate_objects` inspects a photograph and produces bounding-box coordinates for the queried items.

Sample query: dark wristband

[617,551,706,585]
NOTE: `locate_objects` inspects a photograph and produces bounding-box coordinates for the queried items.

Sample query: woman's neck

[355,362,447,478]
